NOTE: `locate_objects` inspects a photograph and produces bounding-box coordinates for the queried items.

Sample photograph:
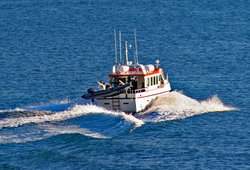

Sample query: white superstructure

[84,30,171,113]
[95,62,171,113]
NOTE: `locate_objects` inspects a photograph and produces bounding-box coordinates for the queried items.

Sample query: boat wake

[0,91,236,143]
[0,101,143,143]
[139,91,236,122]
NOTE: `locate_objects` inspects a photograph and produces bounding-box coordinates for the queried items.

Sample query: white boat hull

[95,83,171,113]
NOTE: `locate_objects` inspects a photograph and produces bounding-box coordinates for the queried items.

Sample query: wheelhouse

[108,64,167,93]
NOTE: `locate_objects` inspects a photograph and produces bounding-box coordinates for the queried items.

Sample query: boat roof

[109,66,163,77]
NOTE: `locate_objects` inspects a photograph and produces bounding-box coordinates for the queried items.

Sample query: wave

[0,91,236,143]
[0,124,109,144]
[0,108,25,113]
[0,98,87,113]
[0,104,143,129]
[0,99,144,143]
[41,124,110,139]
[139,91,237,122]
[0,91,235,128]
[24,99,72,111]
[0,133,51,144]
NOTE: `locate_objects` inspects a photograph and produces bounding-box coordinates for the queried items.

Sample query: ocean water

[0,0,249,169]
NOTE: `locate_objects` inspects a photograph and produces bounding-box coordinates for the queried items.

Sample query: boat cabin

[108,64,167,93]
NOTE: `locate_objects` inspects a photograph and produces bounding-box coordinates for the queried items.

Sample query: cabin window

[159,75,164,84]
[156,76,158,84]
[151,77,153,86]
[104,103,110,105]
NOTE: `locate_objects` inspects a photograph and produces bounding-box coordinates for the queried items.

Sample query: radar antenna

[119,30,122,64]
[114,29,118,64]
[134,29,139,64]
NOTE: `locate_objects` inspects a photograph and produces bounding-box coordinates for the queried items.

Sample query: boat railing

[126,83,167,94]
[127,88,146,94]
[135,88,146,93]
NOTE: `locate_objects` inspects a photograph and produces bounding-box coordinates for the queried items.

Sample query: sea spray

[0,92,236,143]
[0,108,25,113]
[140,91,237,122]
[0,92,235,128]
[0,124,109,144]
[41,124,110,139]
[24,99,73,111]
[0,104,143,129]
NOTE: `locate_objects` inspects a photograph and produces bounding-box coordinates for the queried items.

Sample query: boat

[81,30,171,113]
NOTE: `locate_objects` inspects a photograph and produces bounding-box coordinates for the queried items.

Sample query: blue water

[0,0,249,169]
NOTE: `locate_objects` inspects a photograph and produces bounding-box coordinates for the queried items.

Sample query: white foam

[0,124,109,144]
[141,91,237,122]
[24,99,72,111]
[200,95,236,112]
[67,104,144,128]
[0,108,25,113]
[0,100,70,114]
[41,124,110,139]
[0,133,52,144]
[0,91,235,130]
[27,99,71,107]
[0,104,143,129]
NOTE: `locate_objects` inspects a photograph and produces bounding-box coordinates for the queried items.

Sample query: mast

[125,41,129,65]
[134,50,136,65]
[114,29,118,64]
[119,31,122,64]
[134,29,139,64]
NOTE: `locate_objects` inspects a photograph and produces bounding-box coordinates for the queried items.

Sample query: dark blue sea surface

[0,0,249,169]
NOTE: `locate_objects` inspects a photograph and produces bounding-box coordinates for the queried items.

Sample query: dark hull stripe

[97,90,170,100]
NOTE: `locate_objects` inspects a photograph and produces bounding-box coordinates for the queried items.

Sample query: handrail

[135,88,146,93]
[126,83,168,94]
[126,88,146,94]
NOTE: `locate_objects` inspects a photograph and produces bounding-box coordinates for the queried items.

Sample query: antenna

[134,50,136,65]
[134,29,139,64]
[119,30,122,64]
[114,29,118,64]
[125,41,129,65]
